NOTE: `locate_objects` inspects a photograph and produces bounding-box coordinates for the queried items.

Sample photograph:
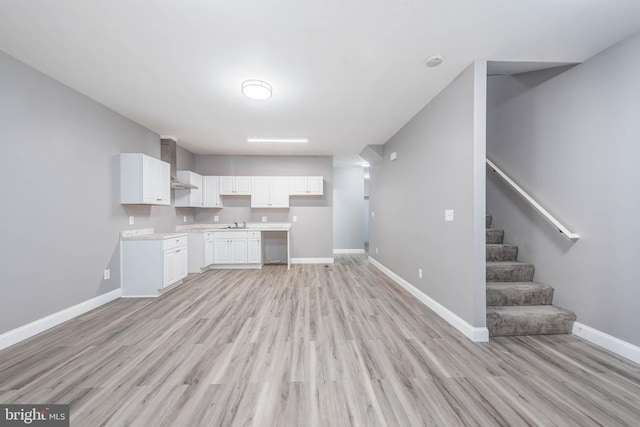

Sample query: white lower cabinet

[204,237,214,266]
[186,231,214,273]
[122,235,188,297]
[212,230,262,267]
[248,238,261,263]
[230,239,248,263]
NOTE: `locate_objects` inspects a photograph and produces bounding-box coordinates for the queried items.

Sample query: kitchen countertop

[176,223,292,232]
[121,228,188,240]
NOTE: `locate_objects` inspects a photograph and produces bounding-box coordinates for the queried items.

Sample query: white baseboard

[0,289,122,351]
[572,322,640,365]
[291,258,335,264]
[333,249,366,254]
[368,256,489,342]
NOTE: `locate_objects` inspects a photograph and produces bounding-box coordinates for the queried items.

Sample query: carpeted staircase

[485,215,576,337]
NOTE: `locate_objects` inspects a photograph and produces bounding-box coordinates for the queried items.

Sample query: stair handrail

[486,158,580,242]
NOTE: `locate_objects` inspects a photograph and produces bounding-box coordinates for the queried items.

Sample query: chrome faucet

[234,221,238,228]
[242,221,247,228]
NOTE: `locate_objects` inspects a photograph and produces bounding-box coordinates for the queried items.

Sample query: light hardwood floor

[1,255,639,426]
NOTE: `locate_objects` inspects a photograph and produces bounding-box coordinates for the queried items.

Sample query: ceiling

[1,1,639,166]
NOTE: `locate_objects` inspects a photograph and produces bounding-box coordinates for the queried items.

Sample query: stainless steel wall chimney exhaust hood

[160,136,198,190]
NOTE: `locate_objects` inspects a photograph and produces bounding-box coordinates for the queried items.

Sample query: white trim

[209,264,262,270]
[333,249,365,254]
[0,289,122,351]
[368,256,489,342]
[572,322,640,365]
[486,158,579,241]
[291,258,334,264]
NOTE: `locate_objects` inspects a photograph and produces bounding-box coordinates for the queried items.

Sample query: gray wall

[333,167,365,251]
[194,155,333,259]
[370,61,487,327]
[0,50,195,335]
[486,33,640,346]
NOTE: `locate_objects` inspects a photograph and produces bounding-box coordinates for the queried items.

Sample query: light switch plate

[262,216,268,222]
[129,216,134,225]
[445,210,454,221]
[375,247,379,254]
[214,216,219,222]
[183,216,187,222]
[293,216,297,222]
[418,268,423,279]
[371,211,375,218]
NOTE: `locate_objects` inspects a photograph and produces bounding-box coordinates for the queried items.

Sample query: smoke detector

[426,54,444,68]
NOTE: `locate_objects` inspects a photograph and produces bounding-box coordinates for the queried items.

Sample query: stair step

[486,282,553,306]
[486,229,504,244]
[487,305,576,336]
[486,215,492,228]
[486,244,518,262]
[487,262,535,282]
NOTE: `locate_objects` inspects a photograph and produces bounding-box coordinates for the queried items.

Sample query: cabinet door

[177,247,188,279]
[214,239,230,263]
[235,176,252,195]
[204,240,214,266]
[191,173,203,206]
[306,176,323,195]
[202,176,222,207]
[248,239,261,263]
[219,177,235,195]
[158,161,171,204]
[270,177,290,207]
[288,177,307,195]
[142,155,158,203]
[251,177,271,207]
[230,239,247,263]
[164,250,177,287]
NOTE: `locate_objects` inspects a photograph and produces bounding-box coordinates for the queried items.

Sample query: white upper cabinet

[176,174,223,208]
[120,153,170,205]
[202,176,223,208]
[174,171,203,207]
[220,176,251,195]
[251,177,289,208]
[289,176,323,195]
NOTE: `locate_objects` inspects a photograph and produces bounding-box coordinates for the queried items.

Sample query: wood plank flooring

[1,254,639,426]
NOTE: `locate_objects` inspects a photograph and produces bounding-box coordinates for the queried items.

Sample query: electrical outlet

[293,216,297,222]
[214,216,219,222]
[375,247,379,254]
[418,268,423,279]
[129,216,134,225]
[445,210,454,222]
[262,216,268,222]
[104,269,110,280]
[183,216,187,222]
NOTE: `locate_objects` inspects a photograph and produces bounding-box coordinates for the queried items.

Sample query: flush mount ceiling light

[241,80,272,100]
[426,54,444,68]
[247,137,308,143]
